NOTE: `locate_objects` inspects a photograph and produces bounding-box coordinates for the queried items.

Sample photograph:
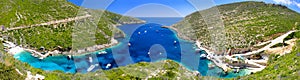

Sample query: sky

[68,0,300,17]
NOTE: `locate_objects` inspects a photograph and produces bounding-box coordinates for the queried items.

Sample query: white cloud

[297,3,300,8]
[273,0,300,8]
[293,1,300,8]
[273,0,293,5]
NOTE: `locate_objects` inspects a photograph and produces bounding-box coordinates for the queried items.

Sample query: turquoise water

[13,18,249,78]
[14,52,77,73]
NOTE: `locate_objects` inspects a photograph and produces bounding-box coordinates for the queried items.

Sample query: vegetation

[0,63,25,80]
[0,0,79,28]
[174,1,300,50]
[0,45,299,80]
[0,0,143,51]
[238,40,300,79]
[0,1,299,80]
[0,52,200,80]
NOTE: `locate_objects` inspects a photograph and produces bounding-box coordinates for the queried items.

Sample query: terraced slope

[0,0,144,52]
[173,1,300,51]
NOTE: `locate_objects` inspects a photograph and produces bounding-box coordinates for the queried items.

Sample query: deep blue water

[14,18,249,78]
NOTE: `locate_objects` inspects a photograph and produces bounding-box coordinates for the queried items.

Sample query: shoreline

[3,18,298,76]
[4,21,290,78]
[165,24,299,74]
[1,21,146,59]
[162,26,194,42]
[2,37,118,59]
[196,41,231,72]
[163,25,233,72]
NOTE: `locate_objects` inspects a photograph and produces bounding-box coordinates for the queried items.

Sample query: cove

[13,18,249,78]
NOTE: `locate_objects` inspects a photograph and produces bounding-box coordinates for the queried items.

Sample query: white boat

[98,51,107,54]
[200,54,207,58]
[68,55,72,59]
[89,57,93,63]
[106,64,111,68]
[87,65,95,72]
[128,43,131,47]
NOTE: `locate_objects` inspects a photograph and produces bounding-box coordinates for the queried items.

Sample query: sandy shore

[2,41,25,55]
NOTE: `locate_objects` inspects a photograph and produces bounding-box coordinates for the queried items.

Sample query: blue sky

[68,0,300,17]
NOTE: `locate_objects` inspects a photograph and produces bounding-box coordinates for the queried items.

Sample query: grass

[174,1,300,50]
[238,40,300,79]
[0,0,80,28]
[1,0,143,51]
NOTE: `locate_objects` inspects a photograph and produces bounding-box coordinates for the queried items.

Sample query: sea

[13,17,250,78]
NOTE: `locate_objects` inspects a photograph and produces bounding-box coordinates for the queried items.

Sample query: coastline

[164,24,299,75]
[162,26,194,42]
[162,25,233,72]
[2,36,119,59]
[3,16,298,77]
[2,21,146,58]
[2,20,275,78]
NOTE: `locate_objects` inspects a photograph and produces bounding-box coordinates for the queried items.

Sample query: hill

[0,0,144,52]
[173,1,300,52]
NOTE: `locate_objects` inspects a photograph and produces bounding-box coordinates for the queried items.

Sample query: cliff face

[173,1,300,51]
[0,0,144,51]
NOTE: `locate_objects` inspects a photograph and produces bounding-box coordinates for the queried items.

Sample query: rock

[274,65,279,70]
[297,52,300,57]
[277,75,281,79]
[39,46,45,51]
[0,53,3,63]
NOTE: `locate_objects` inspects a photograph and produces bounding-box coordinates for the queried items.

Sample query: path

[229,30,298,72]
[233,30,298,57]
[246,60,266,73]
[266,39,297,55]
[0,11,119,58]
[196,30,298,73]
[254,41,271,47]
[3,14,91,31]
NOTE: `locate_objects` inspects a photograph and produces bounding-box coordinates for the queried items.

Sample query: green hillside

[0,0,79,28]
[1,1,299,80]
[174,1,300,50]
[0,0,144,51]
